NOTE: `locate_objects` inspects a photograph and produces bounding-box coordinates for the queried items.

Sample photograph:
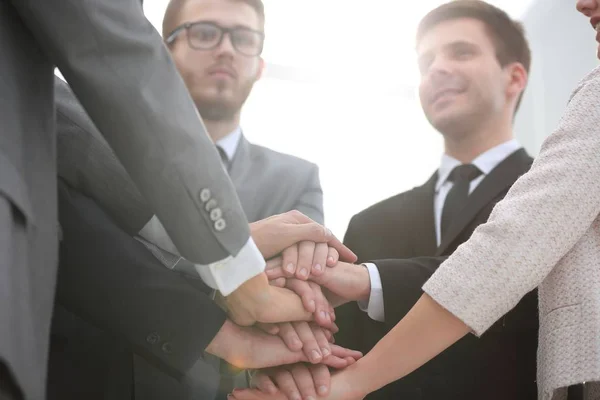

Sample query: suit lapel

[410,173,438,256]
[436,148,532,255]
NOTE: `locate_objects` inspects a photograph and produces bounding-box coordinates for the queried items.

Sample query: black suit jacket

[48,181,226,400]
[339,149,539,400]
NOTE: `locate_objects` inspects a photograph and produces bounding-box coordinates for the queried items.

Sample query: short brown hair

[162,0,265,38]
[417,0,531,112]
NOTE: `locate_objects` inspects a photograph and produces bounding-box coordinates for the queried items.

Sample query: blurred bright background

[142,0,538,237]
[55,1,596,238]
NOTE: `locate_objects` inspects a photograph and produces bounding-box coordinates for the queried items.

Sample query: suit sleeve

[293,164,324,224]
[57,181,225,377]
[55,77,153,236]
[374,257,447,327]
[423,70,600,336]
[13,0,251,266]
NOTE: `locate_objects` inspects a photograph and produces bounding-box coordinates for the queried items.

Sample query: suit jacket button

[214,218,226,232]
[199,188,211,203]
[205,198,218,212]
[146,332,160,345]
[210,208,223,221]
[161,342,173,355]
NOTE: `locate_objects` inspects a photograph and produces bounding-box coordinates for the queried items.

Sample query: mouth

[207,66,237,80]
[430,88,463,106]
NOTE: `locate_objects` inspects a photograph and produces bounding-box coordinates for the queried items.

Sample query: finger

[345,356,357,365]
[285,279,316,313]
[252,371,278,394]
[292,321,322,364]
[269,277,286,288]
[326,235,357,263]
[278,323,303,352]
[310,283,335,330]
[320,355,349,369]
[330,344,363,361]
[290,364,318,400]
[310,243,329,276]
[256,323,280,335]
[265,266,286,281]
[310,323,331,358]
[309,364,331,397]
[281,244,299,277]
[266,257,283,271]
[228,388,285,400]
[295,241,315,280]
[273,369,302,400]
[326,247,340,267]
[261,286,312,324]
[322,329,332,342]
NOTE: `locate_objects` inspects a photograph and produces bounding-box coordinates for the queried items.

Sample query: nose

[214,32,236,58]
[427,56,453,82]
[576,0,598,16]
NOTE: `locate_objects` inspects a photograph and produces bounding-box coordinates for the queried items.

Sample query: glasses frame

[165,21,265,57]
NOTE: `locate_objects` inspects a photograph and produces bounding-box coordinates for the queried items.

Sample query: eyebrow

[417,40,479,61]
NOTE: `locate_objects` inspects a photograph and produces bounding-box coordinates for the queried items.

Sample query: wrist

[205,319,241,362]
[357,264,371,303]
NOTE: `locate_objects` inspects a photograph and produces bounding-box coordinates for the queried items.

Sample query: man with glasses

[162,0,324,226]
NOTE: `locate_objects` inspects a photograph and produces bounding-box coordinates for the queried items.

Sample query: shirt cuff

[194,238,266,296]
[139,215,265,296]
[357,263,385,322]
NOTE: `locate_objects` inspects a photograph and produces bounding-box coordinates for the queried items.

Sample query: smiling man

[162,0,324,225]
[334,1,539,399]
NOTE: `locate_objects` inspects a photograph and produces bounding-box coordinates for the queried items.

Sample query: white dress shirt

[359,139,522,321]
[216,126,242,163]
[138,126,263,296]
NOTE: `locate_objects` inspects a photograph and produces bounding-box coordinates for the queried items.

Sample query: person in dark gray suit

[52,77,356,400]
[162,0,323,224]
[0,0,347,398]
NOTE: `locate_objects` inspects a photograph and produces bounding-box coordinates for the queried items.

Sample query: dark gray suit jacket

[228,136,324,224]
[1,0,253,398]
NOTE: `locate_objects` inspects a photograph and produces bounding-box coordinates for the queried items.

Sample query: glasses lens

[188,23,222,49]
[231,29,263,56]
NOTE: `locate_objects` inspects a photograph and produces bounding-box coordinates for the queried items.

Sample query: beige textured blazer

[423,66,600,400]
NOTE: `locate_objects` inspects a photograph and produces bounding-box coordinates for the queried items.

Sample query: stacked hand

[202,211,366,399]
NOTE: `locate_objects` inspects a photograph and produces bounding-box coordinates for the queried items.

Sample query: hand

[205,320,362,370]
[267,261,372,308]
[249,363,333,399]
[281,242,339,280]
[258,321,336,364]
[223,273,312,326]
[230,366,367,400]
[267,263,336,327]
[250,211,357,263]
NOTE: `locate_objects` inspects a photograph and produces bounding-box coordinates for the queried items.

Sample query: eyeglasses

[166,21,264,57]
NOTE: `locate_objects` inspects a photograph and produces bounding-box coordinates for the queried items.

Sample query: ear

[256,57,265,81]
[505,62,528,100]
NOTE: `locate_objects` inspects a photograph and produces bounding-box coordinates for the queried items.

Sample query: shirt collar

[435,139,521,192]
[215,127,242,163]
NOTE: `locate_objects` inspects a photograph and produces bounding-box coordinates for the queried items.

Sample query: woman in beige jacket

[308,0,600,399]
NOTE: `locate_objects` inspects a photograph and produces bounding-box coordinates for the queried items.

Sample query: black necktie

[441,164,482,239]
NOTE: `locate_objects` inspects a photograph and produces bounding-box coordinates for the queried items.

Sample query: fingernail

[320,311,328,320]
[318,386,328,395]
[299,268,308,277]
[314,263,322,272]
[291,394,302,400]
[306,397,316,400]
[286,263,295,273]
[328,256,334,264]
[321,347,330,356]
[311,350,322,362]
[309,300,316,311]
[325,227,332,237]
